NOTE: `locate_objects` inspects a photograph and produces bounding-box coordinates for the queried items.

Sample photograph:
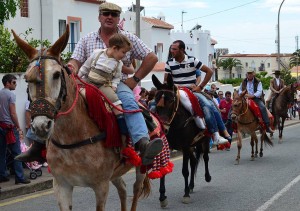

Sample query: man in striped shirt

[165,40,230,145]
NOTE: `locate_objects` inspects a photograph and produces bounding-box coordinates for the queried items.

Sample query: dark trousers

[253,98,270,126]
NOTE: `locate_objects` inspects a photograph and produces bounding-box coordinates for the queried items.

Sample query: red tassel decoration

[148,171,163,179]
[121,147,142,166]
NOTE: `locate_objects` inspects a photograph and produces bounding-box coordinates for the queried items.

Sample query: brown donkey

[231,90,273,165]
[12,26,149,211]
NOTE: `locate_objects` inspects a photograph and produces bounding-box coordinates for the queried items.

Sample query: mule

[152,74,211,206]
[12,26,149,211]
[270,84,298,143]
[231,90,273,165]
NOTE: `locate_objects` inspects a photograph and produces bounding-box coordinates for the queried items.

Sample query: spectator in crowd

[139,87,148,107]
[148,87,157,112]
[0,74,31,184]
[219,91,233,150]
[217,90,224,104]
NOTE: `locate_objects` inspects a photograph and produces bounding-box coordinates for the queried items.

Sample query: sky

[107,0,300,54]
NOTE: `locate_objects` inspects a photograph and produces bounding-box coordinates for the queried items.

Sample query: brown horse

[152,74,211,205]
[231,90,273,165]
[12,26,149,211]
[271,83,298,143]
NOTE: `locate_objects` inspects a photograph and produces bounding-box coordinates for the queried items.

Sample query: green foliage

[219,78,243,87]
[280,68,297,85]
[0,0,20,25]
[61,51,72,64]
[218,58,242,79]
[290,49,300,68]
[0,26,51,73]
[255,71,272,90]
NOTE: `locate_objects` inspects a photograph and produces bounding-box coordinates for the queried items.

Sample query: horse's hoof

[182,196,191,204]
[160,199,168,208]
[255,154,258,158]
[190,189,193,194]
[251,157,255,161]
[259,152,263,157]
[205,175,212,182]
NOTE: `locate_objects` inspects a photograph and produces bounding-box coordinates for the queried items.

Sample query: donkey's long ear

[166,73,174,87]
[240,90,247,98]
[152,74,162,89]
[11,30,38,61]
[48,24,70,57]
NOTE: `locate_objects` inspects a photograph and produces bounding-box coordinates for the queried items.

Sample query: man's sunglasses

[101,11,120,17]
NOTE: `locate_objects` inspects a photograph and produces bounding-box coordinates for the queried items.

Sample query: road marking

[0,190,54,207]
[256,174,300,211]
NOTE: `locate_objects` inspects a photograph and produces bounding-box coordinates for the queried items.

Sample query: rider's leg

[179,90,205,129]
[207,99,231,140]
[15,128,45,162]
[194,93,228,145]
[265,93,272,110]
[253,98,274,133]
[117,82,163,165]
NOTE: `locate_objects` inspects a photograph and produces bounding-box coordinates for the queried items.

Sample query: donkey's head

[12,25,70,140]
[231,90,247,122]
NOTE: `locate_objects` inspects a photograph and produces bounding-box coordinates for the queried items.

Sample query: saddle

[248,99,274,130]
[83,82,173,179]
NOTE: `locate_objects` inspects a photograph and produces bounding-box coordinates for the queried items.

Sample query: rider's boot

[135,137,163,166]
[15,141,45,162]
[265,124,274,133]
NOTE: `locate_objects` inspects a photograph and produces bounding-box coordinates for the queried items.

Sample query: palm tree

[290,49,300,68]
[219,58,242,79]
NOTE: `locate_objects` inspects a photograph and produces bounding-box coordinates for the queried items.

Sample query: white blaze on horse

[12,26,149,211]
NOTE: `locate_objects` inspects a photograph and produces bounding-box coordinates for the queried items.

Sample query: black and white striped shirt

[165,55,203,87]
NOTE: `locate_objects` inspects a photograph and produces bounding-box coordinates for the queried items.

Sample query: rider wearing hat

[265,70,285,111]
[239,69,274,133]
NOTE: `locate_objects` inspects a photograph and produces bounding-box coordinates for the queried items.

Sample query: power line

[172,0,261,25]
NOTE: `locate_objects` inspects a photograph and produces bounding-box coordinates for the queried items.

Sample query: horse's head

[12,25,70,140]
[152,74,179,131]
[231,90,247,122]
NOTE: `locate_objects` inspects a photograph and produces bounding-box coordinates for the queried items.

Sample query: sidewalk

[0,118,299,201]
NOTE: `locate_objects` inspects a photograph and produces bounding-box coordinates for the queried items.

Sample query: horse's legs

[189,148,196,193]
[93,181,110,211]
[259,133,264,157]
[279,117,285,142]
[159,176,168,208]
[235,131,242,165]
[255,135,259,158]
[182,151,191,204]
[130,167,146,211]
[53,178,73,211]
[202,140,211,182]
[111,177,127,211]
[250,136,255,161]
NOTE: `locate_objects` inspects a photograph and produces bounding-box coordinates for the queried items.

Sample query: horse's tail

[139,174,151,199]
[263,132,273,147]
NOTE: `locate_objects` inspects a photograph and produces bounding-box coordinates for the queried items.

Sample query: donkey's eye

[53,71,61,80]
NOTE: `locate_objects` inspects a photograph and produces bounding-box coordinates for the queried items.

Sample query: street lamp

[277,0,285,71]
[181,10,187,31]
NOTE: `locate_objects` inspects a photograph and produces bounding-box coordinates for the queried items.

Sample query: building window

[20,0,29,17]
[59,20,67,37]
[238,73,241,78]
[267,63,270,68]
[245,62,248,67]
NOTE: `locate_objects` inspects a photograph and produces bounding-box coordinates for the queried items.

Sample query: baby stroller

[20,140,43,179]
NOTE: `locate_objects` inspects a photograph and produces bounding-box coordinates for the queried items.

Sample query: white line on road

[256,174,300,211]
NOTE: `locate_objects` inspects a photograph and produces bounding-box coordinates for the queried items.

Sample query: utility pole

[181,10,187,31]
[277,0,285,71]
[296,35,299,51]
[136,0,140,38]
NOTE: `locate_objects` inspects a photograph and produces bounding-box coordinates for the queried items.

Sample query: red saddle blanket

[247,99,274,130]
[179,87,204,118]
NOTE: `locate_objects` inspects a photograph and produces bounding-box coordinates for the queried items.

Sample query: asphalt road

[1,124,300,211]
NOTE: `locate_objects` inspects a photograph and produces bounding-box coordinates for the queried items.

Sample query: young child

[78,33,132,136]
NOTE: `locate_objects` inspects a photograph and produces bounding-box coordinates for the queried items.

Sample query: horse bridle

[232,97,256,125]
[28,49,72,120]
[156,86,180,126]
